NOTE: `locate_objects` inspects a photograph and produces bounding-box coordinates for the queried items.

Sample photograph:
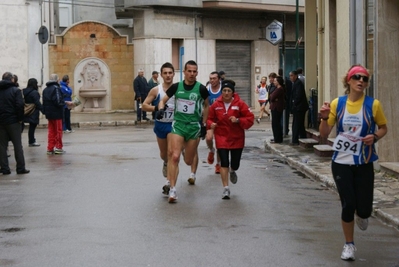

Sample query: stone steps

[299,138,319,149]
[314,144,334,157]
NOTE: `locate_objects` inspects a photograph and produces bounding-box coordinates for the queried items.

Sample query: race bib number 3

[176,99,195,114]
[332,132,363,155]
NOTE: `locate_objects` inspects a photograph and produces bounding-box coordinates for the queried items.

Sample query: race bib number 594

[332,132,363,155]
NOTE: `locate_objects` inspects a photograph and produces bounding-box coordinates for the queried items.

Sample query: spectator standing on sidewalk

[43,74,71,155]
[218,70,226,81]
[147,71,159,89]
[267,73,277,97]
[22,78,43,147]
[255,76,270,124]
[60,75,74,133]
[269,76,285,143]
[278,68,292,136]
[266,73,277,118]
[319,64,388,261]
[147,71,160,120]
[207,80,254,199]
[289,70,308,145]
[157,60,209,203]
[133,69,149,122]
[0,72,30,174]
[297,67,305,85]
[206,71,222,174]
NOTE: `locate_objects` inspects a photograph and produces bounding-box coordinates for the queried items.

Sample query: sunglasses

[350,74,369,83]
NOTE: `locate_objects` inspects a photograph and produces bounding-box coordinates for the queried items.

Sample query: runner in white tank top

[255,76,270,123]
[142,63,176,194]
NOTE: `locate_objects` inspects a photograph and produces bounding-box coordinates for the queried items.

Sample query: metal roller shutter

[216,40,251,105]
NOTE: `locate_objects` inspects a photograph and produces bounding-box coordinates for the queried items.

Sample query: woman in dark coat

[269,76,285,143]
[23,78,43,146]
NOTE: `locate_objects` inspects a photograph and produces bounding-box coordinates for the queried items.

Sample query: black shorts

[331,161,374,222]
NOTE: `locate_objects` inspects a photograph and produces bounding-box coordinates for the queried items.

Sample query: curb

[36,120,147,129]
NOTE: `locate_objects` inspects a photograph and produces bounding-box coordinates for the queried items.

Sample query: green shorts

[171,121,200,141]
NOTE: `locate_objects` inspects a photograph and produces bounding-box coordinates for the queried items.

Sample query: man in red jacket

[207,80,254,199]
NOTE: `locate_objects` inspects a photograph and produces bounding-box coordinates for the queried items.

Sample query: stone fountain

[78,60,108,111]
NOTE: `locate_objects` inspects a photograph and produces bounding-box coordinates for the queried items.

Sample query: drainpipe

[39,0,44,86]
[317,0,325,104]
[194,15,198,63]
[49,0,54,43]
[282,13,286,138]
[295,0,299,67]
[72,0,75,23]
[350,0,356,65]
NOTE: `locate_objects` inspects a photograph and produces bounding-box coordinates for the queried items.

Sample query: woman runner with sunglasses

[319,65,388,261]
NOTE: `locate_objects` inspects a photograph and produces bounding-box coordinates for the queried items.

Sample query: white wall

[0,0,49,88]
[0,0,29,86]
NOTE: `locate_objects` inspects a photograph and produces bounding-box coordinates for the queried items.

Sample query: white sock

[189,172,196,178]
[224,186,229,189]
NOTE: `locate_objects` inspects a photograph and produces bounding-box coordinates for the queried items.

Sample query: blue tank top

[332,95,378,164]
[207,84,222,105]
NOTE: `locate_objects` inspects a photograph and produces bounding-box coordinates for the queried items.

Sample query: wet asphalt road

[0,126,398,267]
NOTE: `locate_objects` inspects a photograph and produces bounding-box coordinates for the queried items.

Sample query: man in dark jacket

[289,70,309,145]
[0,72,29,174]
[278,68,293,136]
[133,69,149,122]
[43,74,69,155]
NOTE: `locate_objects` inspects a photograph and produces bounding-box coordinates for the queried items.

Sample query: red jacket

[207,93,254,149]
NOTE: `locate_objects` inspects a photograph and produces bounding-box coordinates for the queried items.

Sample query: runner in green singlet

[157,60,209,203]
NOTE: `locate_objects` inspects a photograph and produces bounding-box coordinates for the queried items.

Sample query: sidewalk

[43,111,399,230]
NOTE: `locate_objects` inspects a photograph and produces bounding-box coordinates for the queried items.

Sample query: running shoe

[162,182,170,195]
[356,216,369,231]
[162,162,167,178]
[46,150,54,155]
[215,163,221,174]
[207,151,215,164]
[29,142,40,147]
[230,171,238,184]
[168,188,177,203]
[54,148,65,154]
[222,187,230,199]
[256,118,260,124]
[341,244,356,261]
[187,175,196,185]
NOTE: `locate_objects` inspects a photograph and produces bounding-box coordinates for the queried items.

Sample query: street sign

[37,26,49,44]
[265,20,283,45]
